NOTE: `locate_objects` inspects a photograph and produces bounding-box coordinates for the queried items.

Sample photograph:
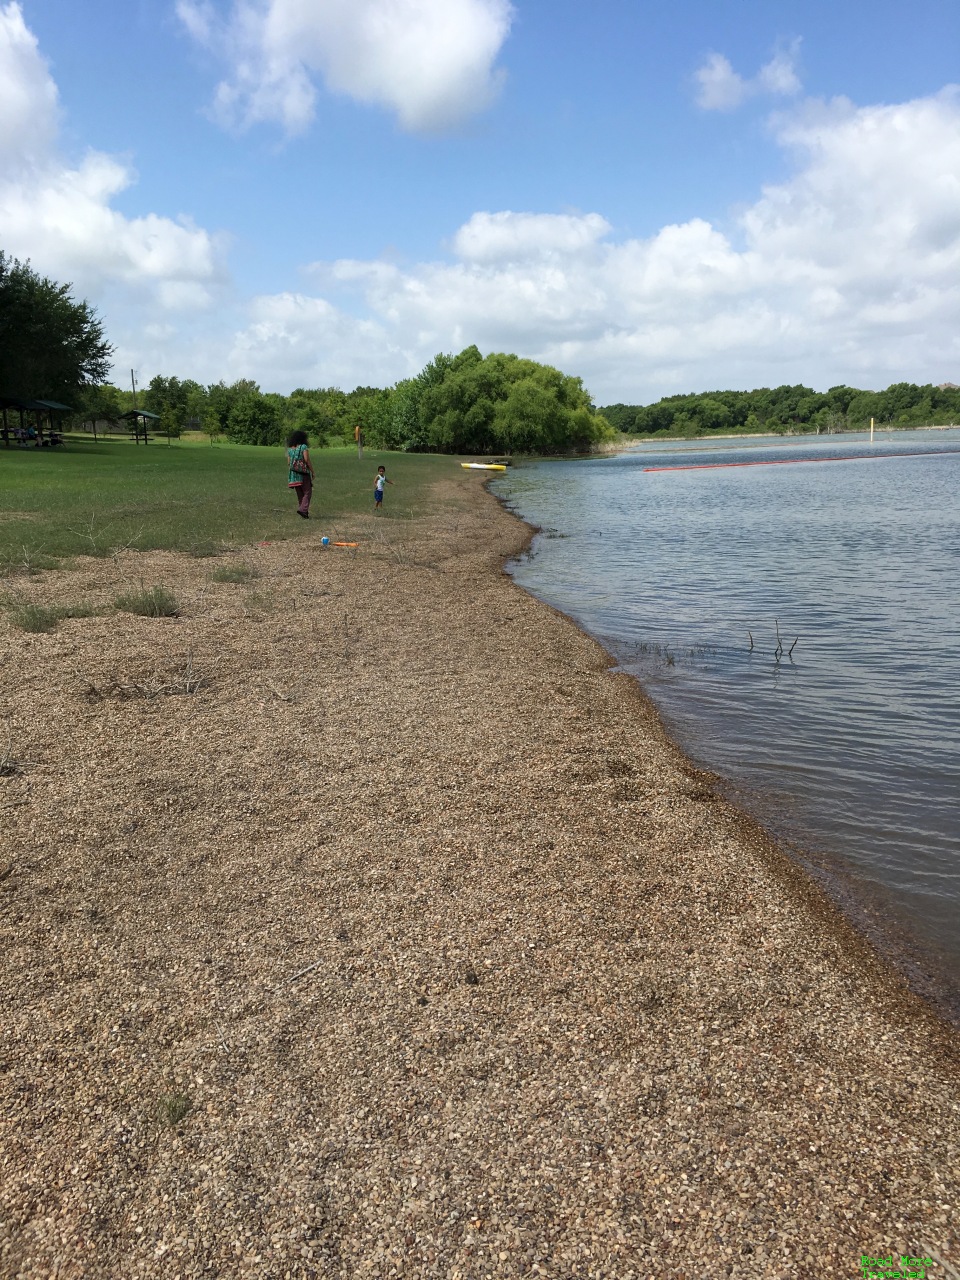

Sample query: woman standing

[286,430,315,518]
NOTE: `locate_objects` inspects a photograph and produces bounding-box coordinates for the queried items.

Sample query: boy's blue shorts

[374,489,383,503]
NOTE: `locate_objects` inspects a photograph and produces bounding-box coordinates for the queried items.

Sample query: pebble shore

[1,473,958,1279]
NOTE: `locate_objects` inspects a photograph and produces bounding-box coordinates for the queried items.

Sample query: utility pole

[130,369,142,445]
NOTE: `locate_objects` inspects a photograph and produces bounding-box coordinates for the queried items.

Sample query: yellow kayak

[460,462,508,471]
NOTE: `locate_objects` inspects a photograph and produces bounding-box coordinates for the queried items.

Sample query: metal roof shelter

[1,395,71,447]
[119,408,160,444]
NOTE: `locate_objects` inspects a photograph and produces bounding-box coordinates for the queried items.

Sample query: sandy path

[1,474,958,1279]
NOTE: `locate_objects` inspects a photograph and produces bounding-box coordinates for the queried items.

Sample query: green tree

[207,379,261,436]
[0,251,113,403]
[226,390,282,445]
[144,375,188,438]
[199,405,223,444]
[345,387,394,447]
[825,385,858,415]
[286,387,346,445]
[600,403,641,434]
[690,397,732,433]
[416,346,614,454]
[73,383,123,432]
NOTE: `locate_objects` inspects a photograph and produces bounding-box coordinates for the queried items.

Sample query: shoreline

[494,448,960,1029]
[2,473,959,1277]
[492,480,960,1030]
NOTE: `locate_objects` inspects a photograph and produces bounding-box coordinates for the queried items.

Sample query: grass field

[0,438,466,571]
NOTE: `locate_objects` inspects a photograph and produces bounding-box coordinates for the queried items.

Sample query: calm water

[495,431,960,1019]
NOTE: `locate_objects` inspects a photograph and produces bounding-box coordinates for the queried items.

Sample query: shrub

[114,586,179,617]
[10,603,61,632]
[8,601,100,632]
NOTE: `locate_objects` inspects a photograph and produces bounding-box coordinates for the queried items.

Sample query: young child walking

[287,430,314,518]
[373,465,393,514]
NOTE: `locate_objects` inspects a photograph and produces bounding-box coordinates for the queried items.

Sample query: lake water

[494,431,960,1020]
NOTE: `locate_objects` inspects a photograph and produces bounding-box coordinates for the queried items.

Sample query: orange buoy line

[643,449,960,472]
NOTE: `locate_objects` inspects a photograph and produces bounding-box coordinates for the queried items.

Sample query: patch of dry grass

[114,585,180,617]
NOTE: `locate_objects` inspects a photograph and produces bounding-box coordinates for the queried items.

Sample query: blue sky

[3,0,959,402]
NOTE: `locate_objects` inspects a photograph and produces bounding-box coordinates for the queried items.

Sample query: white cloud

[0,2,222,321]
[221,291,405,388]
[695,41,802,112]
[693,53,747,112]
[452,211,611,262]
[0,0,58,163]
[757,46,803,98]
[225,88,960,402]
[178,0,514,134]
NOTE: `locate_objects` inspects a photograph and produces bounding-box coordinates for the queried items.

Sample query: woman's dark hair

[287,429,309,447]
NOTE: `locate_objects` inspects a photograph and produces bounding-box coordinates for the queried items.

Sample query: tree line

[601,382,960,437]
[76,345,616,454]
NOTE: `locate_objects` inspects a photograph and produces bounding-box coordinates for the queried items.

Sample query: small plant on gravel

[115,586,180,617]
[211,563,259,583]
[7,601,102,633]
[9,603,61,633]
[155,1092,192,1128]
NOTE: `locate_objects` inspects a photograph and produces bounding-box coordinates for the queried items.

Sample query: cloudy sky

[2,0,959,404]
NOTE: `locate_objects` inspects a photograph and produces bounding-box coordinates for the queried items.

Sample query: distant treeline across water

[601,381,960,437]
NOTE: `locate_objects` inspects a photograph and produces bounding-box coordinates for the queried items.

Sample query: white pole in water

[870,416,874,444]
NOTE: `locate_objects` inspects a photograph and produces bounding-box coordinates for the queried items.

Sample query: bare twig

[287,957,325,984]
[85,653,208,700]
[747,630,754,652]
[66,513,102,555]
[788,636,799,658]
[111,527,144,555]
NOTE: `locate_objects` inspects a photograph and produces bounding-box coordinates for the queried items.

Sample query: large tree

[0,252,113,403]
[225,389,282,446]
[415,346,614,454]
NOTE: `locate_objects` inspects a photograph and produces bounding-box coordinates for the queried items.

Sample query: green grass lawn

[0,437,464,570]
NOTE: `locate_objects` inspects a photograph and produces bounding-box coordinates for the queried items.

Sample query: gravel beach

[2,472,958,1279]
